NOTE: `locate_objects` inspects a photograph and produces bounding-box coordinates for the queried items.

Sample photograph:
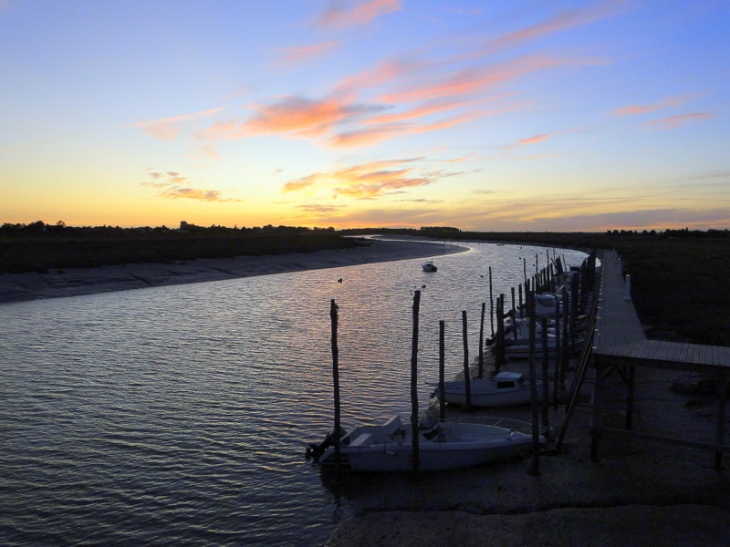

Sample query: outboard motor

[305,425,347,461]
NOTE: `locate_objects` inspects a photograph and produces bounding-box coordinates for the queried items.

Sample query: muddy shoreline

[0,238,466,306]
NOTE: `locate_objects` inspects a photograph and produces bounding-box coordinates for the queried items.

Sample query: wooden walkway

[591,251,729,470]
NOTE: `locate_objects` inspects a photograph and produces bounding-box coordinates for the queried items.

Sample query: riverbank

[0,237,466,305]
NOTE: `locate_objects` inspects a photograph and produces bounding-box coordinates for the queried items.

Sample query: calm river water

[0,241,587,546]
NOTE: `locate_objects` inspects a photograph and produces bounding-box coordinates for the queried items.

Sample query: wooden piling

[527,289,541,476]
[462,310,471,411]
[478,303,485,379]
[410,290,421,473]
[540,316,551,439]
[330,299,341,476]
[439,320,446,422]
[489,266,494,337]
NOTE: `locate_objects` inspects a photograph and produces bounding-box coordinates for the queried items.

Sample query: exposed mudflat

[0,238,465,305]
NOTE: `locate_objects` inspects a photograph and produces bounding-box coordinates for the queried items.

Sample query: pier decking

[591,251,729,470]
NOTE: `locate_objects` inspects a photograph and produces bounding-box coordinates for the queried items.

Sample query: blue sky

[1,0,729,230]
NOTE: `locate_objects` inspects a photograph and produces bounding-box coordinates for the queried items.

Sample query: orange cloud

[612,94,693,116]
[278,40,338,65]
[197,96,383,140]
[140,170,236,202]
[159,188,229,201]
[646,112,713,130]
[283,158,443,199]
[319,0,401,28]
[128,107,224,141]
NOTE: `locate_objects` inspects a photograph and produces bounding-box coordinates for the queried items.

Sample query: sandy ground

[0,237,465,305]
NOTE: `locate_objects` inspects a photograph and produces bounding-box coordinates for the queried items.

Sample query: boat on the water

[310,410,540,472]
[435,371,541,407]
[422,260,438,272]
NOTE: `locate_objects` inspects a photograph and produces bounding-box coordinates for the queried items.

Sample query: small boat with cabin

[435,371,541,407]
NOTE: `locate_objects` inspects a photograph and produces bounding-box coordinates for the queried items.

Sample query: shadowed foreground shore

[318,350,730,546]
[0,238,465,305]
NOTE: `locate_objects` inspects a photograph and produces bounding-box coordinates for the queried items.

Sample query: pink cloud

[319,0,402,28]
[646,112,713,130]
[612,94,694,116]
[381,57,564,104]
[128,107,224,141]
[277,40,338,65]
[486,0,628,53]
[197,96,383,140]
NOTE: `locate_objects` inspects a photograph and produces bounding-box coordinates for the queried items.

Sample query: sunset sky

[1,0,729,231]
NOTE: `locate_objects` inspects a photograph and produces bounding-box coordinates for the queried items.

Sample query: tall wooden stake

[410,290,421,473]
[439,320,446,422]
[462,310,471,411]
[478,303,485,378]
[489,266,494,336]
[330,299,341,477]
[540,316,551,439]
[527,290,541,476]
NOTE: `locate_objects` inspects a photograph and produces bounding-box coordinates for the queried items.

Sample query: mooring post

[553,300,562,409]
[527,289,541,476]
[410,290,421,473]
[540,316,551,439]
[478,303,485,379]
[462,310,471,411]
[330,299,341,477]
[561,286,570,389]
[489,266,494,337]
[715,372,727,471]
[439,320,446,422]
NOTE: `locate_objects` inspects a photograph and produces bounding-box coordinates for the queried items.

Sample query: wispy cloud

[277,40,338,65]
[197,96,384,140]
[140,170,237,202]
[500,133,555,151]
[442,6,483,16]
[646,112,713,130]
[195,3,617,151]
[295,203,348,214]
[484,0,628,54]
[319,0,402,28]
[282,157,452,199]
[612,94,695,116]
[128,107,224,141]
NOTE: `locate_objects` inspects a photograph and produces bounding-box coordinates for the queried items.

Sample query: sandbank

[0,237,466,305]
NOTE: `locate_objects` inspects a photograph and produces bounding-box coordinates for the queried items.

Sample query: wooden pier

[591,251,730,470]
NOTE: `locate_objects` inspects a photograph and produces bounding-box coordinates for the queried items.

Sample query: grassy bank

[0,223,368,274]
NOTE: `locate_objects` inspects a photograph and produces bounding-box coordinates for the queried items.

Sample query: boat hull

[318,421,538,472]
[441,383,541,407]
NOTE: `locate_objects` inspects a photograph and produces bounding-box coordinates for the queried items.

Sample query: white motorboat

[311,410,540,472]
[517,292,562,317]
[435,371,541,407]
[422,260,438,272]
